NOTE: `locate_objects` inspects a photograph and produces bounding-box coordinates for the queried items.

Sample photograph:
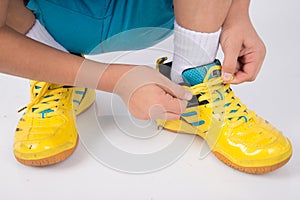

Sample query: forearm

[0,25,135,93]
[0,25,83,84]
[224,0,251,26]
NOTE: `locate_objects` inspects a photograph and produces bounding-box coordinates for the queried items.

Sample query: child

[0,0,292,174]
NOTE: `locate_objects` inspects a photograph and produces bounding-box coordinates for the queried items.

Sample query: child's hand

[220,1,266,84]
[114,65,192,120]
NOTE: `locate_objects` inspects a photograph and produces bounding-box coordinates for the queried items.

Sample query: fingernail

[223,72,233,81]
[184,91,193,100]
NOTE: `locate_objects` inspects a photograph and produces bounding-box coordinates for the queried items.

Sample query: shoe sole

[162,126,292,174]
[15,136,79,167]
[213,151,292,174]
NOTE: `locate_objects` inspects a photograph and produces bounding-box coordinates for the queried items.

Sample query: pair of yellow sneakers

[14,58,292,174]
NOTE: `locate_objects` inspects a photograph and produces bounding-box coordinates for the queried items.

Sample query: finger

[148,104,182,120]
[160,93,188,114]
[231,62,259,84]
[239,51,264,77]
[222,40,242,82]
[154,112,181,120]
[152,89,188,114]
[163,113,182,120]
[234,61,242,73]
[159,77,193,101]
[230,71,250,84]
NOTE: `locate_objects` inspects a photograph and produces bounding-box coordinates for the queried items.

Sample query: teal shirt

[27,0,175,54]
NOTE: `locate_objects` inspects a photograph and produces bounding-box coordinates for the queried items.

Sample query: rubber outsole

[15,136,79,167]
[161,126,292,174]
[213,151,292,174]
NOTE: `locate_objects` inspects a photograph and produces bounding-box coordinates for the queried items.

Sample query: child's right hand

[114,65,193,120]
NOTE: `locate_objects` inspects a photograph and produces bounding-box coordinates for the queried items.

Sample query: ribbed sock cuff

[171,21,221,83]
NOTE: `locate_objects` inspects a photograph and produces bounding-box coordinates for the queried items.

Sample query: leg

[156,0,292,174]
[173,0,232,32]
[171,0,232,83]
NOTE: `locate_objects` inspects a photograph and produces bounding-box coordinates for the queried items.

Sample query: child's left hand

[220,1,266,84]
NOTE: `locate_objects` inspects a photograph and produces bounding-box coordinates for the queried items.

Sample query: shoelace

[18,82,71,117]
[187,66,255,128]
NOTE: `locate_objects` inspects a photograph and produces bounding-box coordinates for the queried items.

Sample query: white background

[0,0,299,199]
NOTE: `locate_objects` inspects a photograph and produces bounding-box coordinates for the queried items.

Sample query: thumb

[222,40,241,82]
[159,77,193,101]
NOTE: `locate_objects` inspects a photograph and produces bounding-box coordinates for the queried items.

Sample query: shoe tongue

[182,60,221,86]
[29,82,63,117]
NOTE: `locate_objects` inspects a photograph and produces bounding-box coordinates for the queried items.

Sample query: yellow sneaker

[14,81,95,166]
[156,57,292,174]
[73,87,96,115]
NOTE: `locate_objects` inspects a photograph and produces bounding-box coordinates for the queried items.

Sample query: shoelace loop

[188,71,254,128]
[18,82,71,117]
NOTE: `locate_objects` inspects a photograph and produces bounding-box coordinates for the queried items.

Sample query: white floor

[1,1,300,199]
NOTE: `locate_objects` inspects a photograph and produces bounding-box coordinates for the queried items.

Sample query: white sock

[26,20,68,53]
[171,21,221,83]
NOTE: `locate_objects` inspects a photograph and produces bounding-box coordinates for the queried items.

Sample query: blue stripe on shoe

[73,100,81,104]
[191,120,205,126]
[181,111,197,117]
[40,109,54,118]
[238,116,248,122]
[216,90,224,100]
[75,90,85,95]
[44,95,53,98]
